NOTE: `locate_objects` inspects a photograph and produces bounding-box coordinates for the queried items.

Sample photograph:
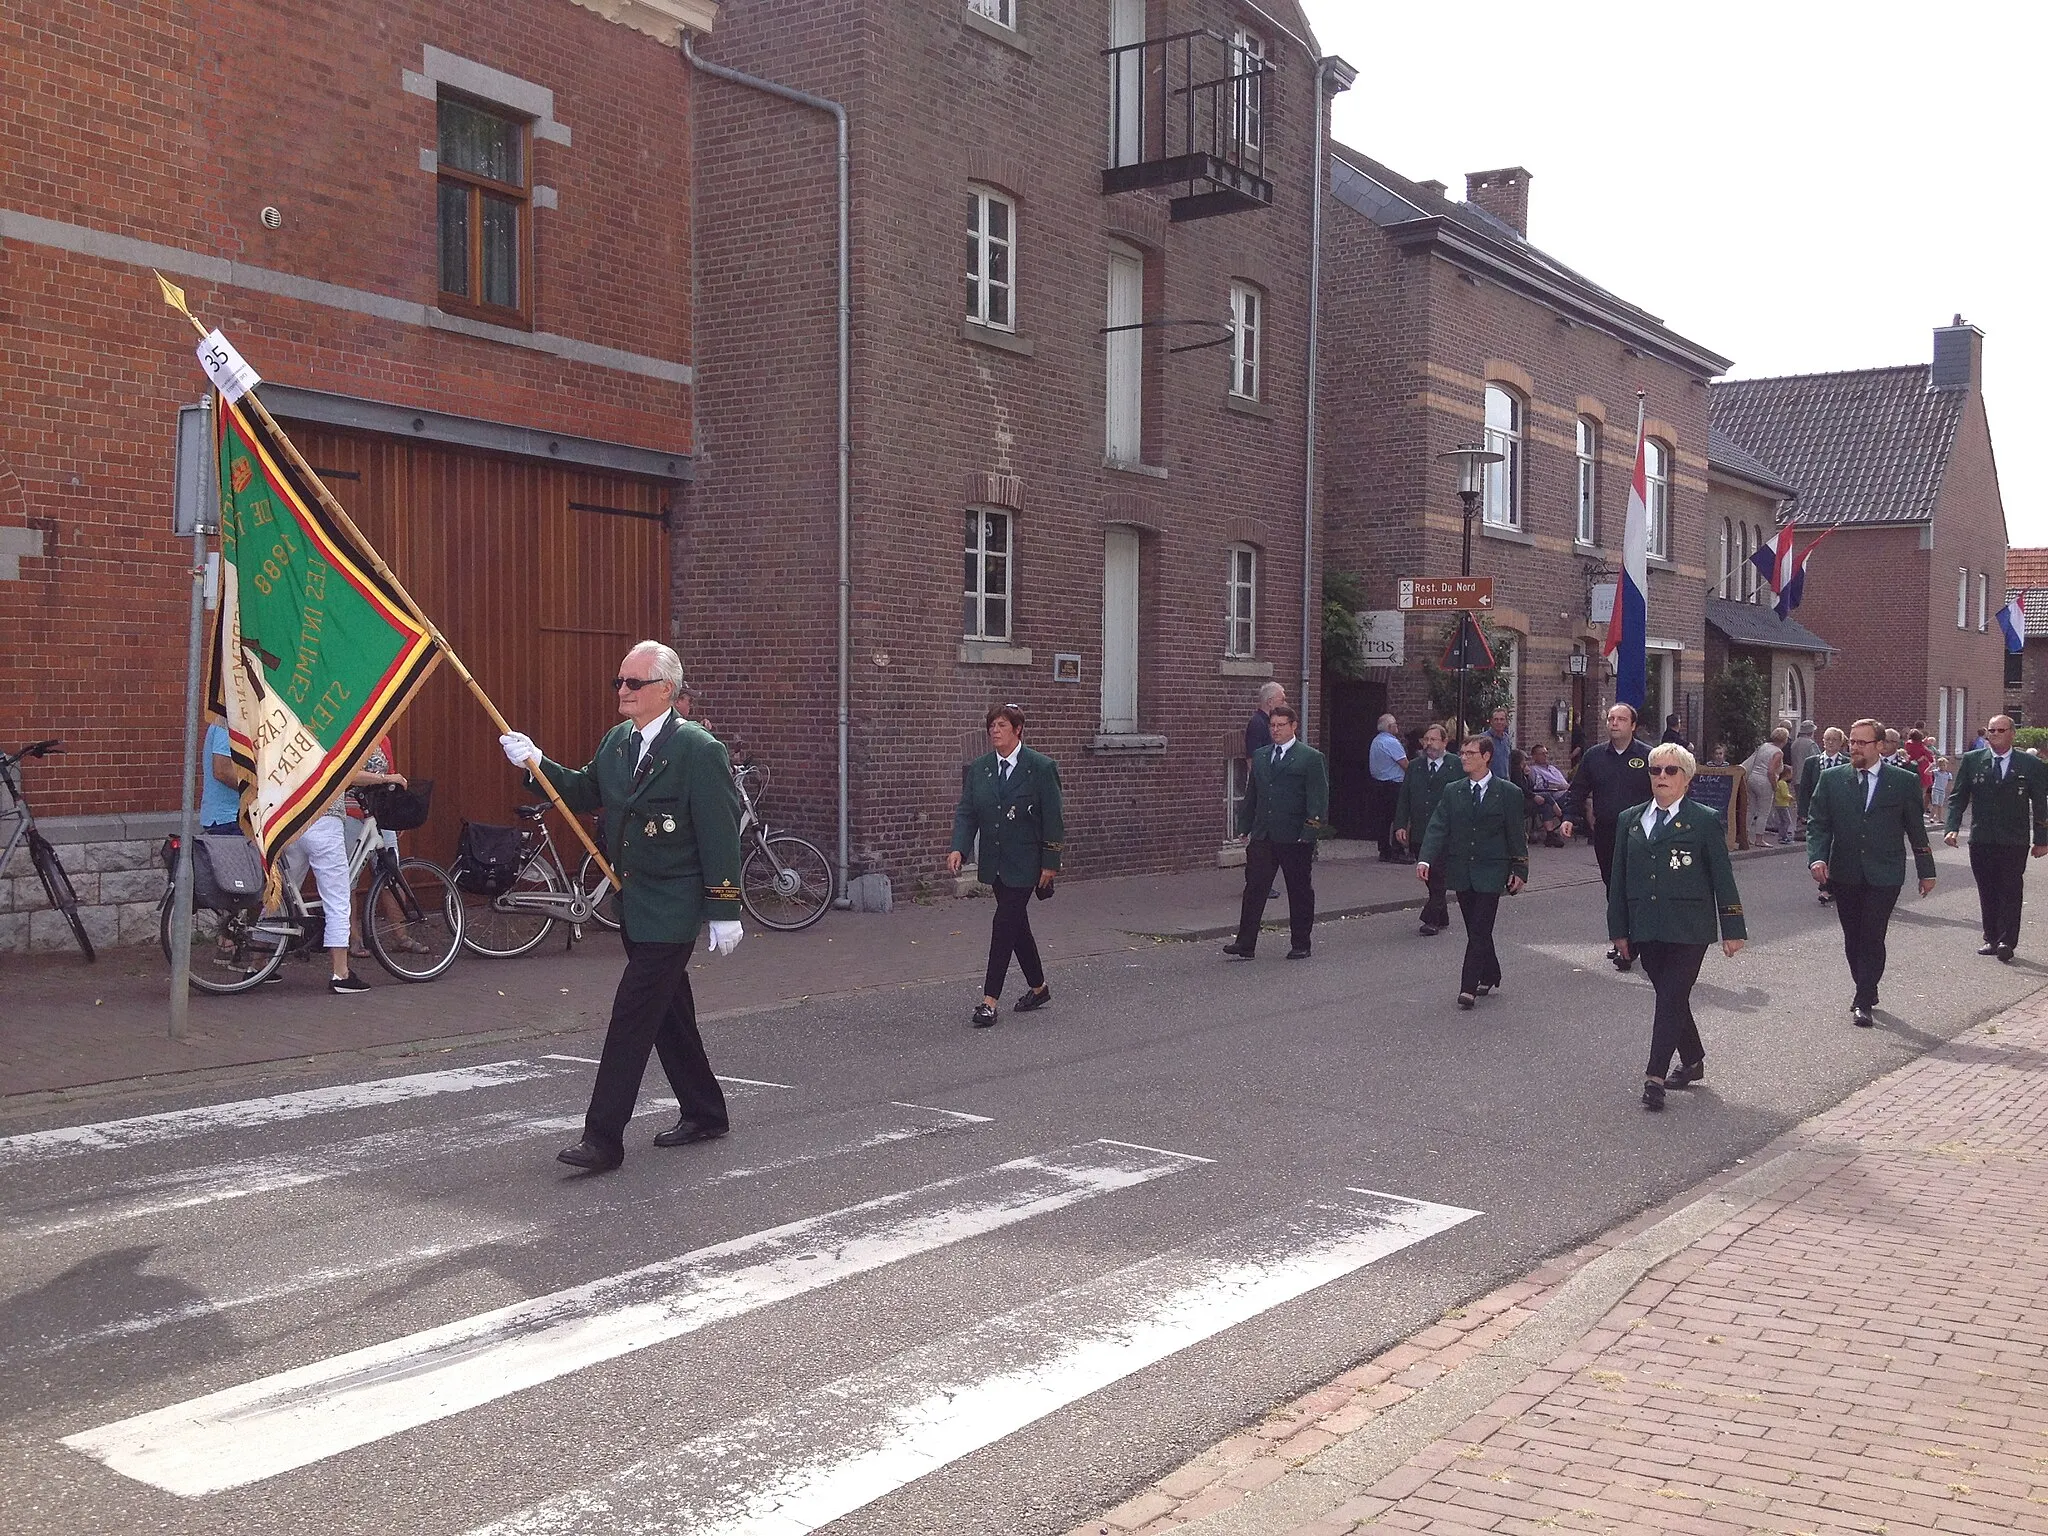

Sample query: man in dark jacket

[1416,737,1528,1006]
[1942,713,2048,961]
[1558,701,1656,970]
[1392,723,1454,933]
[949,704,1064,1026]
[1225,705,1328,960]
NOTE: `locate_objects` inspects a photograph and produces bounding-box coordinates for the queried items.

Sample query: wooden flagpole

[156,273,620,891]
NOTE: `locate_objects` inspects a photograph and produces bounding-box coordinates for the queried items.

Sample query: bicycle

[458,801,613,959]
[0,739,96,961]
[161,806,465,994]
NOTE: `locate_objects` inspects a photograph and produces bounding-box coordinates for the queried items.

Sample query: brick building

[1316,148,1729,831]
[1,0,713,950]
[2000,548,2048,728]
[1711,320,2010,756]
[682,1,1344,888]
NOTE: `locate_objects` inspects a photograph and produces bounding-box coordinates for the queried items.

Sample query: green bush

[1705,658,1769,763]
[1322,568,1366,679]
[2013,727,2048,751]
[1422,615,1514,738]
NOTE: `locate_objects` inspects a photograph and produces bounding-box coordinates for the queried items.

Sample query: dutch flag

[1604,405,1650,709]
[1999,592,2027,654]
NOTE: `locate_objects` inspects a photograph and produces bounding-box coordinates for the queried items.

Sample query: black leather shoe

[1998,945,2016,963]
[1613,956,1634,972]
[1852,1006,1875,1028]
[1978,942,2001,956]
[1419,923,1442,936]
[556,1139,623,1172]
[1475,982,1495,997]
[1286,946,1310,960]
[1014,984,1052,1011]
[1221,942,1254,959]
[971,1002,999,1027]
[1642,1079,1666,1111]
[1667,1061,1705,1089]
[1457,992,1476,1010]
[652,1117,729,1148]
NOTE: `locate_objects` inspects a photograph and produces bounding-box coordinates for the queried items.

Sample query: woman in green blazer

[1607,742,1747,1111]
[948,703,1064,1027]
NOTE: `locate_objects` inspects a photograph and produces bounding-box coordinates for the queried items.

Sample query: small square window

[1225,544,1257,657]
[437,95,530,322]
[966,187,1016,332]
[964,508,1013,640]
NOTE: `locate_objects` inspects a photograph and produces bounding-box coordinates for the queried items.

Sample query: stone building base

[1,813,178,953]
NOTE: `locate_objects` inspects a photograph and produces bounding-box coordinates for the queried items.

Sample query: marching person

[1798,727,1849,901]
[1559,702,1656,970]
[1807,718,1936,1028]
[1417,735,1528,1008]
[1224,704,1328,960]
[1245,681,1286,901]
[1393,722,1455,934]
[949,704,1064,1024]
[499,641,743,1172]
[1942,714,2048,962]
[1607,744,1746,1111]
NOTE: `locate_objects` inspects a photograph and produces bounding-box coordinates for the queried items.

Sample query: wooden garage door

[289,425,671,866]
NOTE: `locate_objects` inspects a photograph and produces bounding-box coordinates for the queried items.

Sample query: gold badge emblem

[230,457,254,494]
[1628,757,1647,769]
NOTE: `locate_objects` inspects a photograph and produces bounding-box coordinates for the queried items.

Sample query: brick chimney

[1464,166,1531,236]
[1931,313,1983,392]
[1417,178,1448,200]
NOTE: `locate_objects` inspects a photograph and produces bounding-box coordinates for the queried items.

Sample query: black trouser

[1455,889,1503,994]
[1636,939,1707,1079]
[1419,859,1449,930]
[585,936,728,1150]
[1830,880,1901,1009]
[1969,841,2028,950]
[984,879,1045,998]
[1368,779,1402,857]
[1236,839,1315,951]
[1592,824,1618,887]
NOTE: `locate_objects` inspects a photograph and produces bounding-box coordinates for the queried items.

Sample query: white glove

[500,732,539,768]
[706,920,744,957]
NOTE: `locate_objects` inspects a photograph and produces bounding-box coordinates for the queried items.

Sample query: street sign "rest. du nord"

[1396,577,1494,612]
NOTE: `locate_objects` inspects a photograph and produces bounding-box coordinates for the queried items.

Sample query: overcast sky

[1300,0,2044,548]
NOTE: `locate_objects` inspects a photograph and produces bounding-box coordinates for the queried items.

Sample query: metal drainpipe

[682,32,854,908]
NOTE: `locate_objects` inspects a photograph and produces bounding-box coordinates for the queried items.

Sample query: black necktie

[1998,756,2008,781]
[633,716,675,789]
[1652,806,1669,836]
[1861,769,1873,808]
[1473,781,1484,808]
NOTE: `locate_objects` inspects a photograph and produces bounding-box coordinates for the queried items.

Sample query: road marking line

[64,1141,1196,1497]
[716,1074,797,1089]
[1095,1138,1215,1164]
[0,1061,568,1167]
[711,1107,988,1184]
[467,1189,1482,1536]
[887,1103,993,1123]
[539,1054,600,1064]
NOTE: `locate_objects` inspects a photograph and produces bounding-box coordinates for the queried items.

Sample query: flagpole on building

[154,275,620,892]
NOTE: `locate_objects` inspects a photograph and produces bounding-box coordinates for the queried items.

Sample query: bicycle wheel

[161,891,287,993]
[577,849,621,931]
[365,856,464,980]
[458,854,560,958]
[30,832,96,962]
[740,833,834,931]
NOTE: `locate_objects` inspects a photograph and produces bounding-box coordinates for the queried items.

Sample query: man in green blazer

[949,703,1064,1025]
[499,641,744,1172]
[1392,723,1455,934]
[1225,704,1328,959]
[1942,713,2048,961]
[1807,717,1937,1026]
[1416,736,1528,1005]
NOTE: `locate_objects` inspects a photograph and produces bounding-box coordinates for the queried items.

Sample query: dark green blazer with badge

[1236,741,1329,844]
[952,745,1065,887]
[1418,775,1529,893]
[1392,753,1456,847]
[535,712,743,944]
[1806,761,1936,887]
[1606,798,1746,946]
[1944,747,2048,846]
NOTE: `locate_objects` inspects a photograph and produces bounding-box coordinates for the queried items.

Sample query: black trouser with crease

[1367,778,1402,857]
[1829,879,1901,1009]
[1635,939,1707,1079]
[585,935,728,1151]
[1455,889,1503,994]
[1970,841,2028,950]
[1236,839,1315,952]
[984,879,1045,998]
[1419,859,1448,930]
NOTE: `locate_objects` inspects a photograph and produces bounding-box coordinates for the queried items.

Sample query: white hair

[1377,713,1398,732]
[627,640,687,695]
[1258,681,1286,707]
[1648,741,1696,776]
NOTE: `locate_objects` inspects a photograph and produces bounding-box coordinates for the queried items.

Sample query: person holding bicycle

[499,640,745,1174]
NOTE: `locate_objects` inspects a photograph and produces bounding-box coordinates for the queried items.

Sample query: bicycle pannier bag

[358,779,433,832]
[453,821,525,895]
[186,833,266,913]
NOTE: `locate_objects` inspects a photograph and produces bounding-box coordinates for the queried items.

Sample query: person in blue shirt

[199,722,243,833]
[1480,707,1514,781]
[1368,713,1409,861]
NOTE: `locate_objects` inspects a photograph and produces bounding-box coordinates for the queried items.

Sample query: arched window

[1753,524,1766,603]
[1483,385,1524,529]
[1719,518,1732,598]
[1739,524,1753,601]
[1643,439,1670,559]
[1575,417,1598,545]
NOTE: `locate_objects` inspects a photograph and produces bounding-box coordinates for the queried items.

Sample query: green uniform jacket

[1392,753,1456,846]
[536,713,743,944]
[1806,762,1936,887]
[952,745,1065,887]
[1944,747,2048,846]
[1418,775,1529,893]
[1606,798,1746,946]
[1797,751,1846,819]
[1236,741,1330,843]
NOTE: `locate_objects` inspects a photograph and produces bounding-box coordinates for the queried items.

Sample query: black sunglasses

[1647,765,1686,776]
[614,675,669,691]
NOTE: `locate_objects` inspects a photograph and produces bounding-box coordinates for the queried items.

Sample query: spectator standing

[200,722,243,835]
[1224,705,1327,960]
[1659,713,1687,746]
[1798,728,1849,902]
[1972,727,1991,752]
[1931,755,1954,820]
[1367,713,1409,861]
[949,704,1064,1025]
[1742,729,1788,847]
[1479,707,1513,781]
[1903,728,1936,818]
[1788,721,1820,784]
[1943,714,2048,963]
[1559,703,1657,971]
[1244,681,1285,760]
[1525,743,1570,846]
[1393,724,1455,934]
[1416,736,1528,1009]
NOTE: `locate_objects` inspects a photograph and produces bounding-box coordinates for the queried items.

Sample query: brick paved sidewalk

[1075,988,2048,1535]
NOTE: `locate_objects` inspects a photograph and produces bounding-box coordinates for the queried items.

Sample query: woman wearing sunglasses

[1607,742,1747,1111]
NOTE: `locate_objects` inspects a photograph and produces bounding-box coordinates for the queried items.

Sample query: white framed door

[1102,527,1140,734]
[1105,248,1143,465]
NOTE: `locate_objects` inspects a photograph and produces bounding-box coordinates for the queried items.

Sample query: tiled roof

[2008,548,2048,589]
[1706,427,1796,497]
[2007,587,2048,638]
[1704,596,1833,654]
[1710,366,1964,527]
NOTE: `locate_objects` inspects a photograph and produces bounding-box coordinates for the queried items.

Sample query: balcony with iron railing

[1103,28,1274,221]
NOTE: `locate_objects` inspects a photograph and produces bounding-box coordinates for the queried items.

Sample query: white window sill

[1646,553,1676,570]
[961,9,1033,53]
[1219,657,1273,678]
[1088,733,1168,755]
[961,319,1034,356]
[1574,539,1604,556]
[1479,521,1533,547]
[1104,458,1167,480]
[958,641,1033,666]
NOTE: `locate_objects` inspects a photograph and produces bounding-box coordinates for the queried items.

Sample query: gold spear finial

[154,270,208,336]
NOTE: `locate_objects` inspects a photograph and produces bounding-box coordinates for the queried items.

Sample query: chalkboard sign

[1687,767,1742,849]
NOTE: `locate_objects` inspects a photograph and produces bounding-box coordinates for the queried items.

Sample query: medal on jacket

[1006,805,1017,821]
[644,819,657,838]
[662,815,676,833]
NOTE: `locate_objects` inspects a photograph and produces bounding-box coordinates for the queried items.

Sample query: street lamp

[1437,444,1503,739]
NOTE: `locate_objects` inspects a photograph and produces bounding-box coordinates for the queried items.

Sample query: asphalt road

[1,841,2039,1536]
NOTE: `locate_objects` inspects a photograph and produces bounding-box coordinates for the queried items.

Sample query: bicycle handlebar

[0,739,61,770]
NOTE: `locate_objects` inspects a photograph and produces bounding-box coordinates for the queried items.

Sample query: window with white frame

[1482,385,1523,528]
[1719,518,1732,598]
[1226,757,1250,840]
[965,187,1015,331]
[1105,246,1144,463]
[963,508,1013,640]
[1978,571,1988,631]
[1231,28,1265,155]
[1228,282,1261,400]
[1575,417,1598,545]
[1225,544,1256,656]
[1958,567,1969,629]
[966,0,1016,28]
[1644,439,1670,559]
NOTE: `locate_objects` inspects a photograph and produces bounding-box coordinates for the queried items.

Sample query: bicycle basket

[453,821,526,895]
[358,779,433,832]
[164,833,267,914]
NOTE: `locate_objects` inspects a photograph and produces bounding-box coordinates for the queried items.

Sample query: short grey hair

[1377,713,1398,732]
[1800,720,1816,733]
[1258,681,1286,707]
[627,640,687,696]
[1648,742,1696,776]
